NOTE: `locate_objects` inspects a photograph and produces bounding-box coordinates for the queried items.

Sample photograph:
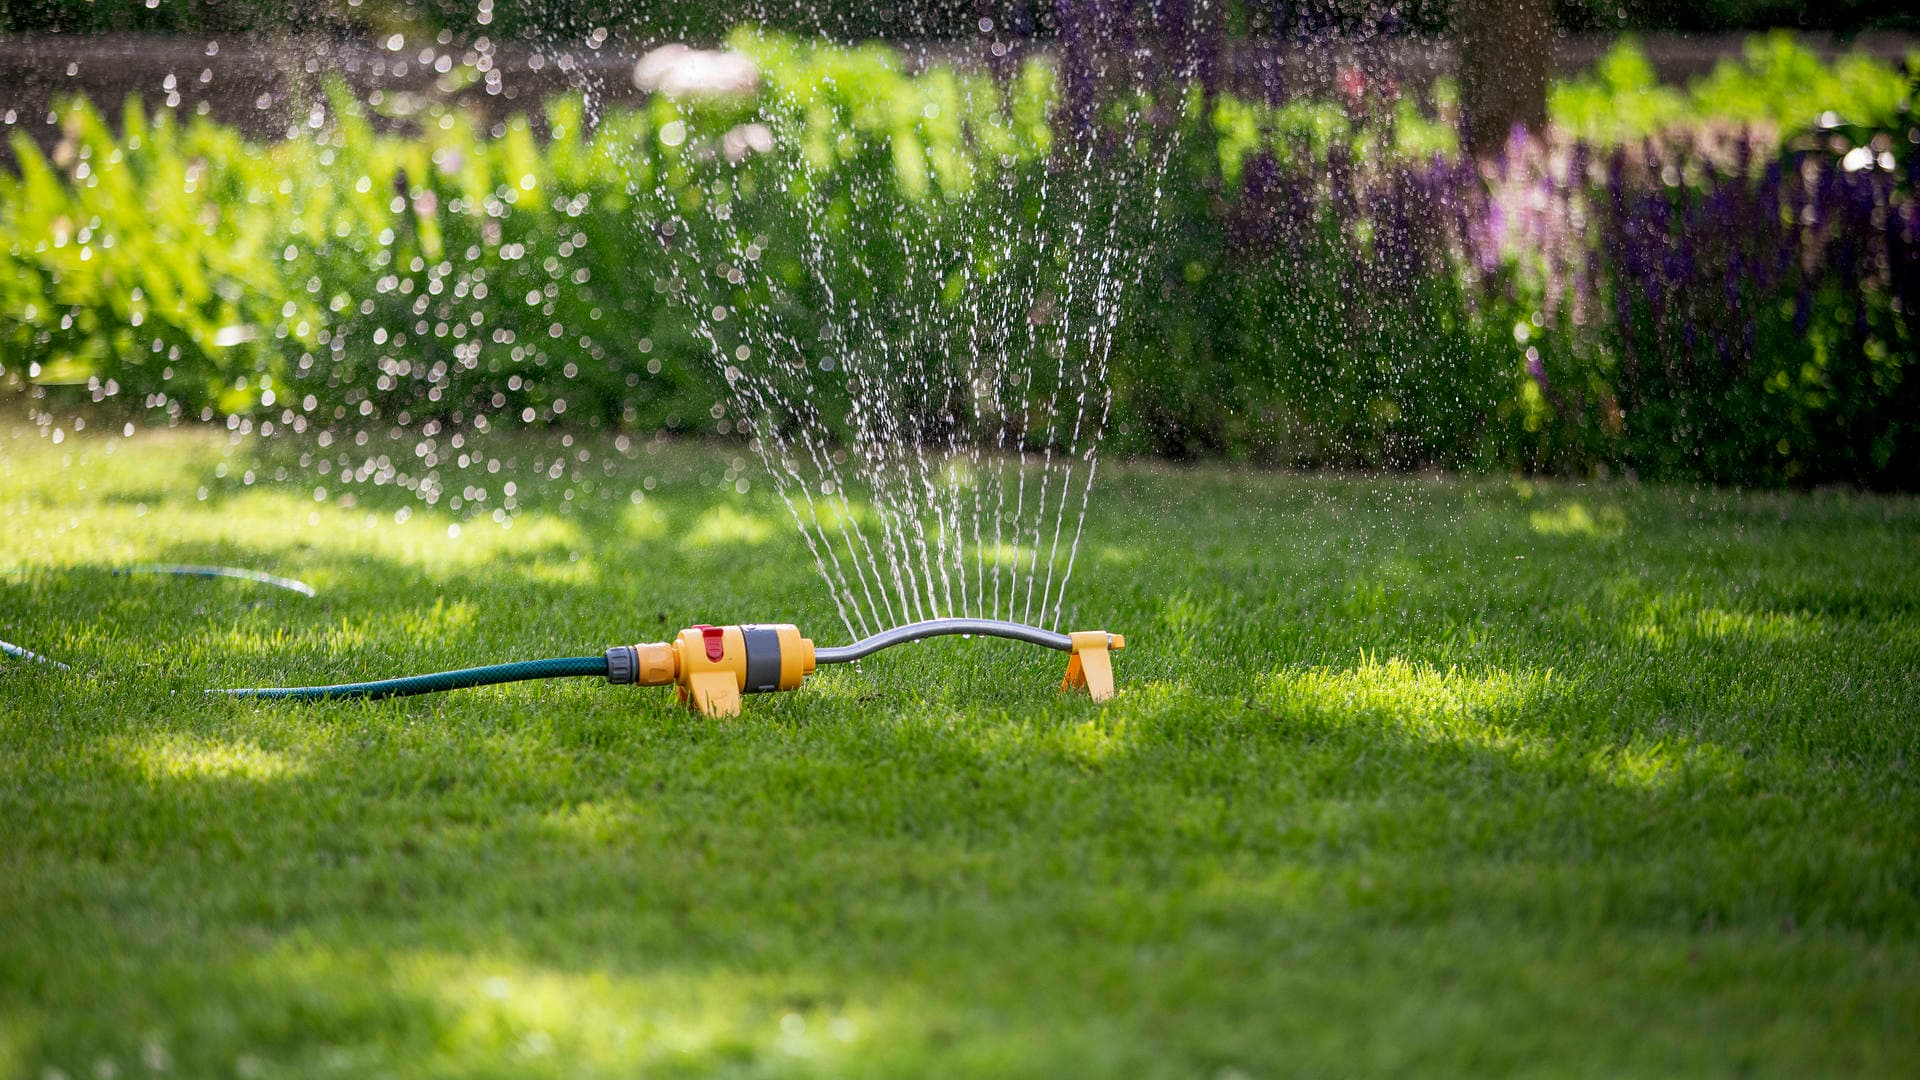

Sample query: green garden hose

[1,565,607,699]
[212,656,609,701]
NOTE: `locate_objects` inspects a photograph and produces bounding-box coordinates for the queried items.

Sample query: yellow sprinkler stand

[606,618,1122,717]
[1063,630,1125,702]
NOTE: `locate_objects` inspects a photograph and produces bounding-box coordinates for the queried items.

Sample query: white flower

[633,44,759,99]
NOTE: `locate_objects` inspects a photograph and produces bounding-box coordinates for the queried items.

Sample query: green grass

[3,422,1918,1077]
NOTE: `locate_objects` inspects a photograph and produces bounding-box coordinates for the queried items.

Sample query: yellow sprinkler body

[606,619,1122,717]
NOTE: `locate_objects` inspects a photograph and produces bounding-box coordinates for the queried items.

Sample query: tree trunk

[1456,0,1552,158]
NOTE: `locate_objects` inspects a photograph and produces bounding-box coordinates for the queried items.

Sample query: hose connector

[605,641,679,687]
[612,624,814,717]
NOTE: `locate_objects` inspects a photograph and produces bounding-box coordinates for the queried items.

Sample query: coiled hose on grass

[1,564,317,670]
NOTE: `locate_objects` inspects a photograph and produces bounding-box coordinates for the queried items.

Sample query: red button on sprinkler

[696,624,725,662]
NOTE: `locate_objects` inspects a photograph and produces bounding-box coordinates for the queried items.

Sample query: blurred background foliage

[4,0,1918,38]
[1552,33,1917,143]
[4,31,1913,487]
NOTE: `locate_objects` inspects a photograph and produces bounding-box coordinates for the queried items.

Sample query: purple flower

[1054,0,1098,138]
[1526,347,1554,404]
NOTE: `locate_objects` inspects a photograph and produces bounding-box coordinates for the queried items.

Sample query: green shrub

[1551,34,1918,144]
[2,31,1915,487]
[0,32,1068,438]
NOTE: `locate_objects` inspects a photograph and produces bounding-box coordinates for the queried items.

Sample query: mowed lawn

[2,422,1917,1077]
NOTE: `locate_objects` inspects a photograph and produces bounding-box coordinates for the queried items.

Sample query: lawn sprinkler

[214,618,1125,716]
[2,566,1124,714]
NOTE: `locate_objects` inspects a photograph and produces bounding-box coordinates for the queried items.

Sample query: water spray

[214,618,1124,716]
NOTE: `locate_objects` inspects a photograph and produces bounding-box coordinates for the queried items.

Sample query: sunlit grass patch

[1627,595,1822,650]
[129,734,308,783]
[1264,656,1750,792]
[222,943,902,1077]
[1264,655,1560,750]
[680,503,780,550]
[1528,500,1628,539]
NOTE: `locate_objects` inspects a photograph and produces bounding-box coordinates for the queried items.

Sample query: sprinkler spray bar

[216,618,1124,716]
[812,618,1075,663]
